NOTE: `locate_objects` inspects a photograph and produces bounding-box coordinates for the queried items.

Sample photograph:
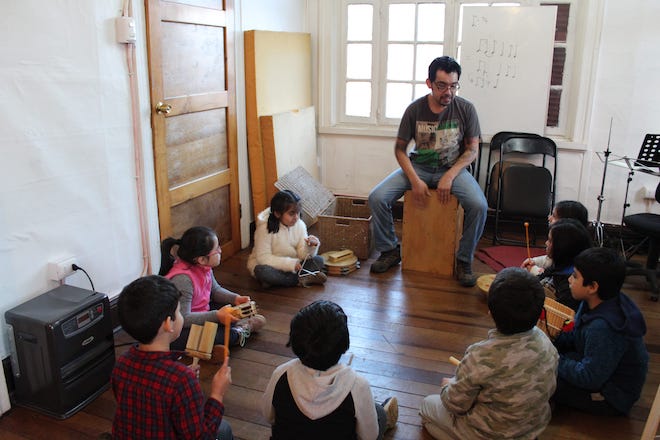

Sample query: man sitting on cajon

[368,56,487,286]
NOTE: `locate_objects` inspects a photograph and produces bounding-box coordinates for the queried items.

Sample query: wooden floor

[1,237,658,439]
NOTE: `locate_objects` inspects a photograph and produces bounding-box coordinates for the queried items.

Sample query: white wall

[0,0,308,360]
[0,1,158,358]
[583,0,660,225]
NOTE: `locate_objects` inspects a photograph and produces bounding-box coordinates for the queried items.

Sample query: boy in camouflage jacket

[420,268,558,439]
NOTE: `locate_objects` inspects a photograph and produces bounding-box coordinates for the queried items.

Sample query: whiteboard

[459,6,557,137]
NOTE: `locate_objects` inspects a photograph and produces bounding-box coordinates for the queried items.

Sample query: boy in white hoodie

[247,190,327,288]
[261,300,398,440]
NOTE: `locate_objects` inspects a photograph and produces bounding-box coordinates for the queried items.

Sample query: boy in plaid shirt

[111,275,233,439]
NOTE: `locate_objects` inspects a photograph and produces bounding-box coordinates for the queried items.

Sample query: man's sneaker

[370,245,401,273]
[456,261,477,287]
[298,271,328,287]
[382,396,399,430]
[235,314,266,347]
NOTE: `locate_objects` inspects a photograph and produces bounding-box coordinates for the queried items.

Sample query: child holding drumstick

[420,268,558,440]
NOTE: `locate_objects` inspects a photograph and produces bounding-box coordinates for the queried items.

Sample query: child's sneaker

[237,314,266,333]
[235,314,266,347]
[382,396,398,430]
[298,271,327,287]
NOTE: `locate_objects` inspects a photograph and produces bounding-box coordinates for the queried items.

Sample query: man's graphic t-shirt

[397,95,480,168]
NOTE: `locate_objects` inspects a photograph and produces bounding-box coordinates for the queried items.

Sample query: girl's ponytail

[159,237,179,275]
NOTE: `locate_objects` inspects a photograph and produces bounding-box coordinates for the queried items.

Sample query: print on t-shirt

[413,120,460,167]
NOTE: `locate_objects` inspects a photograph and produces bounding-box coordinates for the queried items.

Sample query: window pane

[347,43,372,79]
[388,4,415,41]
[346,82,372,117]
[547,88,561,127]
[414,84,430,100]
[547,3,571,42]
[386,83,413,118]
[417,4,445,41]
[387,44,414,80]
[347,4,373,41]
[551,47,566,85]
[416,44,443,81]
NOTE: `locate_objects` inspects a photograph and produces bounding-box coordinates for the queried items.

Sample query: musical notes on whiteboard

[467,18,519,90]
[459,6,557,136]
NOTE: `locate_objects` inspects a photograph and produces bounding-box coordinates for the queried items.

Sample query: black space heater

[5,285,115,419]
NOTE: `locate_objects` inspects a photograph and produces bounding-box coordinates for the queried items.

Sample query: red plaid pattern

[111,346,224,439]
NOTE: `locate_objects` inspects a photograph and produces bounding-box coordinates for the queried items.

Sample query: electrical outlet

[48,256,77,281]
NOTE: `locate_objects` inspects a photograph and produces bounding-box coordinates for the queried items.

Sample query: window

[318,0,594,140]
[343,2,446,123]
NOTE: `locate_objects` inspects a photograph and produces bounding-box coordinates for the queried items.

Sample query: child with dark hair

[526,218,593,310]
[420,268,558,440]
[160,226,266,351]
[523,200,589,274]
[111,275,234,439]
[248,190,327,288]
[549,200,589,227]
[553,247,648,416]
[261,300,398,439]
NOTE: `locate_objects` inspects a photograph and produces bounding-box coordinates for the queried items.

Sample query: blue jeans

[217,418,234,439]
[553,377,622,416]
[368,164,487,264]
[376,402,387,440]
[253,255,325,287]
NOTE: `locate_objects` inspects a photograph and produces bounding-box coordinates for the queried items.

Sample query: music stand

[631,134,660,169]
[593,119,616,247]
[619,134,660,258]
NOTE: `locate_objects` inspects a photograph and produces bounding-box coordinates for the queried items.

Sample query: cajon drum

[402,192,463,277]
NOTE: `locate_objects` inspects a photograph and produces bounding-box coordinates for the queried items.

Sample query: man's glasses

[433,82,460,92]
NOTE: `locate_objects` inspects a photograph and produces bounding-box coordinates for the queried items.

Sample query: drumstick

[449,356,461,366]
[224,313,231,360]
[524,222,532,261]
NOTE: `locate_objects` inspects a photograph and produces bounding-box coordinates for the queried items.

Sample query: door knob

[155,101,172,114]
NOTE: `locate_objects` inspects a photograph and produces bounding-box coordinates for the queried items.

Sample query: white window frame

[316,0,602,144]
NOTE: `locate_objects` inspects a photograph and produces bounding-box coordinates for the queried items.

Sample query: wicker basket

[317,197,372,259]
[537,297,575,339]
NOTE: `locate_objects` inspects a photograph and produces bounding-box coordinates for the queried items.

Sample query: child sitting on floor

[522,199,589,274]
[261,300,398,439]
[419,268,558,440]
[111,275,234,439]
[525,218,592,310]
[248,190,327,288]
[553,247,648,416]
[160,226,266,352]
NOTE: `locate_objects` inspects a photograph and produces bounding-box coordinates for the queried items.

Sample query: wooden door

[146,0,240,256]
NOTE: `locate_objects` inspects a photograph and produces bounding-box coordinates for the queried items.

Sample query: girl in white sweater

[248,190,327,288]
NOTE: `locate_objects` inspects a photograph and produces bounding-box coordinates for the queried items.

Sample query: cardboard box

[275,166,373,259]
